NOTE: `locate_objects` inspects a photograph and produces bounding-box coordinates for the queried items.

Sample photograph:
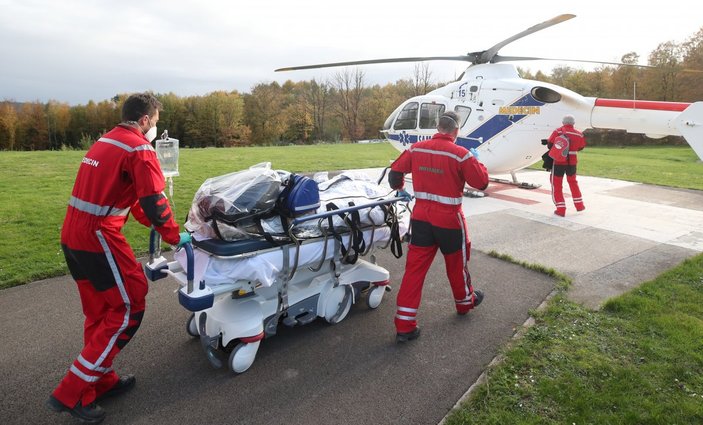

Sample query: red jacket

[389,133,488,212]
[61,125,180,250]
[547,124,586,165]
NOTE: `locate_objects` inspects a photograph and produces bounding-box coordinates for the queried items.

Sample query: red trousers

[550,165,584,212]
[394,203,477,333]
[53,229,147,408]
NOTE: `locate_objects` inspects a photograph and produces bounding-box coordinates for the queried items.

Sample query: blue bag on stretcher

[276,172,320,217]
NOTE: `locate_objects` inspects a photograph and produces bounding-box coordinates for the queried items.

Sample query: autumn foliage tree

[1,26,702,150]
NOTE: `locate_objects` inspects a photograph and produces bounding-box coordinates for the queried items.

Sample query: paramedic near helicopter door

[47,93,190,424]
[388,111,489,343]
[547,114,586,217]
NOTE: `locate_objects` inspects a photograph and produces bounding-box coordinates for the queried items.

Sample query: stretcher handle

[183,242,195,293]
[148,228,195,293]
[290,197,403,226]
[148,227,161,262]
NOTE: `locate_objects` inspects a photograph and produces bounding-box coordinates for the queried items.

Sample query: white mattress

[174,215,409,288]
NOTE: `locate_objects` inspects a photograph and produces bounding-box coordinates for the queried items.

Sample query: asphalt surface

[2,169,702,425]
[0,250,553,425]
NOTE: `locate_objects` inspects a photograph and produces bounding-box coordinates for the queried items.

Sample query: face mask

[142,115,157,142]
[145,124,158,142]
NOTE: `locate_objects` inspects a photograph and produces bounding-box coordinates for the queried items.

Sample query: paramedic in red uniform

[547,114,586,217]
[47,93,190,424]
[388,111,489,342]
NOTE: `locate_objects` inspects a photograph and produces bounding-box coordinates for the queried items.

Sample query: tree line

[1,28,701,151]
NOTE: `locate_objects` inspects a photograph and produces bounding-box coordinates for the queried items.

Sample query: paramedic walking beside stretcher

[547,114,586,217]
[388,111,489,342]
[47,93,190,424]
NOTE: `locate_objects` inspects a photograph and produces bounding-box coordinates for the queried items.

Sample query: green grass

[0,143,397,288]
[531,146,703,190]
[580,146,703,190]
[444,254,703,425]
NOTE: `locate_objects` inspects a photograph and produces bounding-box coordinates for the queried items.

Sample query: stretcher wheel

[324,286,353,324]
[186,313,199,338]
[228,341,260,374]
[366,285,384,309]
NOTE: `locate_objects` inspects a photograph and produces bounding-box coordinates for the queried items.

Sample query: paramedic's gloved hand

[469,147,480,159]
[177,232,191,248]
[396,189,413,202]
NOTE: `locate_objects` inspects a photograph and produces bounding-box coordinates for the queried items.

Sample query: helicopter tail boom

[589,99,703,161]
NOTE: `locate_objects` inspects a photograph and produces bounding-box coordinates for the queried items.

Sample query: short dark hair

[437,111,461,133]
[121,93,162,122]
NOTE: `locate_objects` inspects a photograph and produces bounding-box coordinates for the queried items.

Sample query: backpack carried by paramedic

[276,172,321,218]
[548,133,570,161]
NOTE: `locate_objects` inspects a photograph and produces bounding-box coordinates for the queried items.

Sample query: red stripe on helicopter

[595,99,690,112]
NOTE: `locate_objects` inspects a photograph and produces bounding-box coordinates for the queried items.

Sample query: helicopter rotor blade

[475,14,576,63]
[491,54,655,68]
[275,56,474,72]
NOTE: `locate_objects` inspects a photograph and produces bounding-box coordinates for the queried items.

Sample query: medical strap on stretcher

[266,196,404,335]
[323,199,403,264]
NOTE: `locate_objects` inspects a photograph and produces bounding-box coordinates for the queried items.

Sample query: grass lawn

[445,254,703,424]
[532,146,703,191]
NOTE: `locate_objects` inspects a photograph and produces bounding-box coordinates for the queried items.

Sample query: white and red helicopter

[276,14,703,186]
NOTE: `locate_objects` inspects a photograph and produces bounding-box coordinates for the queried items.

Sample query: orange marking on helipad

[480,181,569,205]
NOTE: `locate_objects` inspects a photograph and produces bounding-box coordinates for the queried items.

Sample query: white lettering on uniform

[82,157,99,167]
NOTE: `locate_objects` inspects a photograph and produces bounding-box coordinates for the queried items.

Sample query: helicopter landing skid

[489,178,541,190]
[463,189,486,198]
[490,171,541,190]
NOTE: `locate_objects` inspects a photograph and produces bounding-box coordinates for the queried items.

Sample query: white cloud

[0,0,700,104]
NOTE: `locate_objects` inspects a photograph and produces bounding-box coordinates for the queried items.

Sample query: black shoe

[458,290,484,315]
[96,374,136,402]
[46,395,106,424]
[396,327,421,343]
[473,290,484,308]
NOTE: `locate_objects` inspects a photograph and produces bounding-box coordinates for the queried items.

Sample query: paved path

[1,169,701,424]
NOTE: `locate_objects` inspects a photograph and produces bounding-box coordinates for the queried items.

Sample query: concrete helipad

[462,170,703,309]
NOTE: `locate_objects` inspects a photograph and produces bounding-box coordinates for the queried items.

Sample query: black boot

[96,374,136,402]
[457,290,484,315]
[396,327,421,343]
[47,395,106,424]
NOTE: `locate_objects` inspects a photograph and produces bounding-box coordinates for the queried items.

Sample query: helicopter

[276,14,703,187]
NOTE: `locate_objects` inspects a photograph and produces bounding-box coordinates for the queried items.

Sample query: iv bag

[156,131,179,178]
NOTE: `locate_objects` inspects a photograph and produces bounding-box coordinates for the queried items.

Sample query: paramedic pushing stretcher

[47,93,190,424]
[388,111,489,343]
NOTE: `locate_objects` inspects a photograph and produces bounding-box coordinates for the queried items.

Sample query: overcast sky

[1,0,700,105]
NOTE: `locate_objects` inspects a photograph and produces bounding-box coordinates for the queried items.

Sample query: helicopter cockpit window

[393,102,419,130]
[454,106,471,127]
[383,104,403,131]
[419,103,446,129]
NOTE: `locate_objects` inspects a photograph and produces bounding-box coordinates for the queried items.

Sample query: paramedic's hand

[177,232,191,248]
[469,147,480,159]
[396,189,413,202]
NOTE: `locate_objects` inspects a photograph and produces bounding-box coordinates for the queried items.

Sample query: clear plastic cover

[185,162,282,240]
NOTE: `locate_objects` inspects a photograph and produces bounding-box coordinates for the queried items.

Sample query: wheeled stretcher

[145,197,408,373]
